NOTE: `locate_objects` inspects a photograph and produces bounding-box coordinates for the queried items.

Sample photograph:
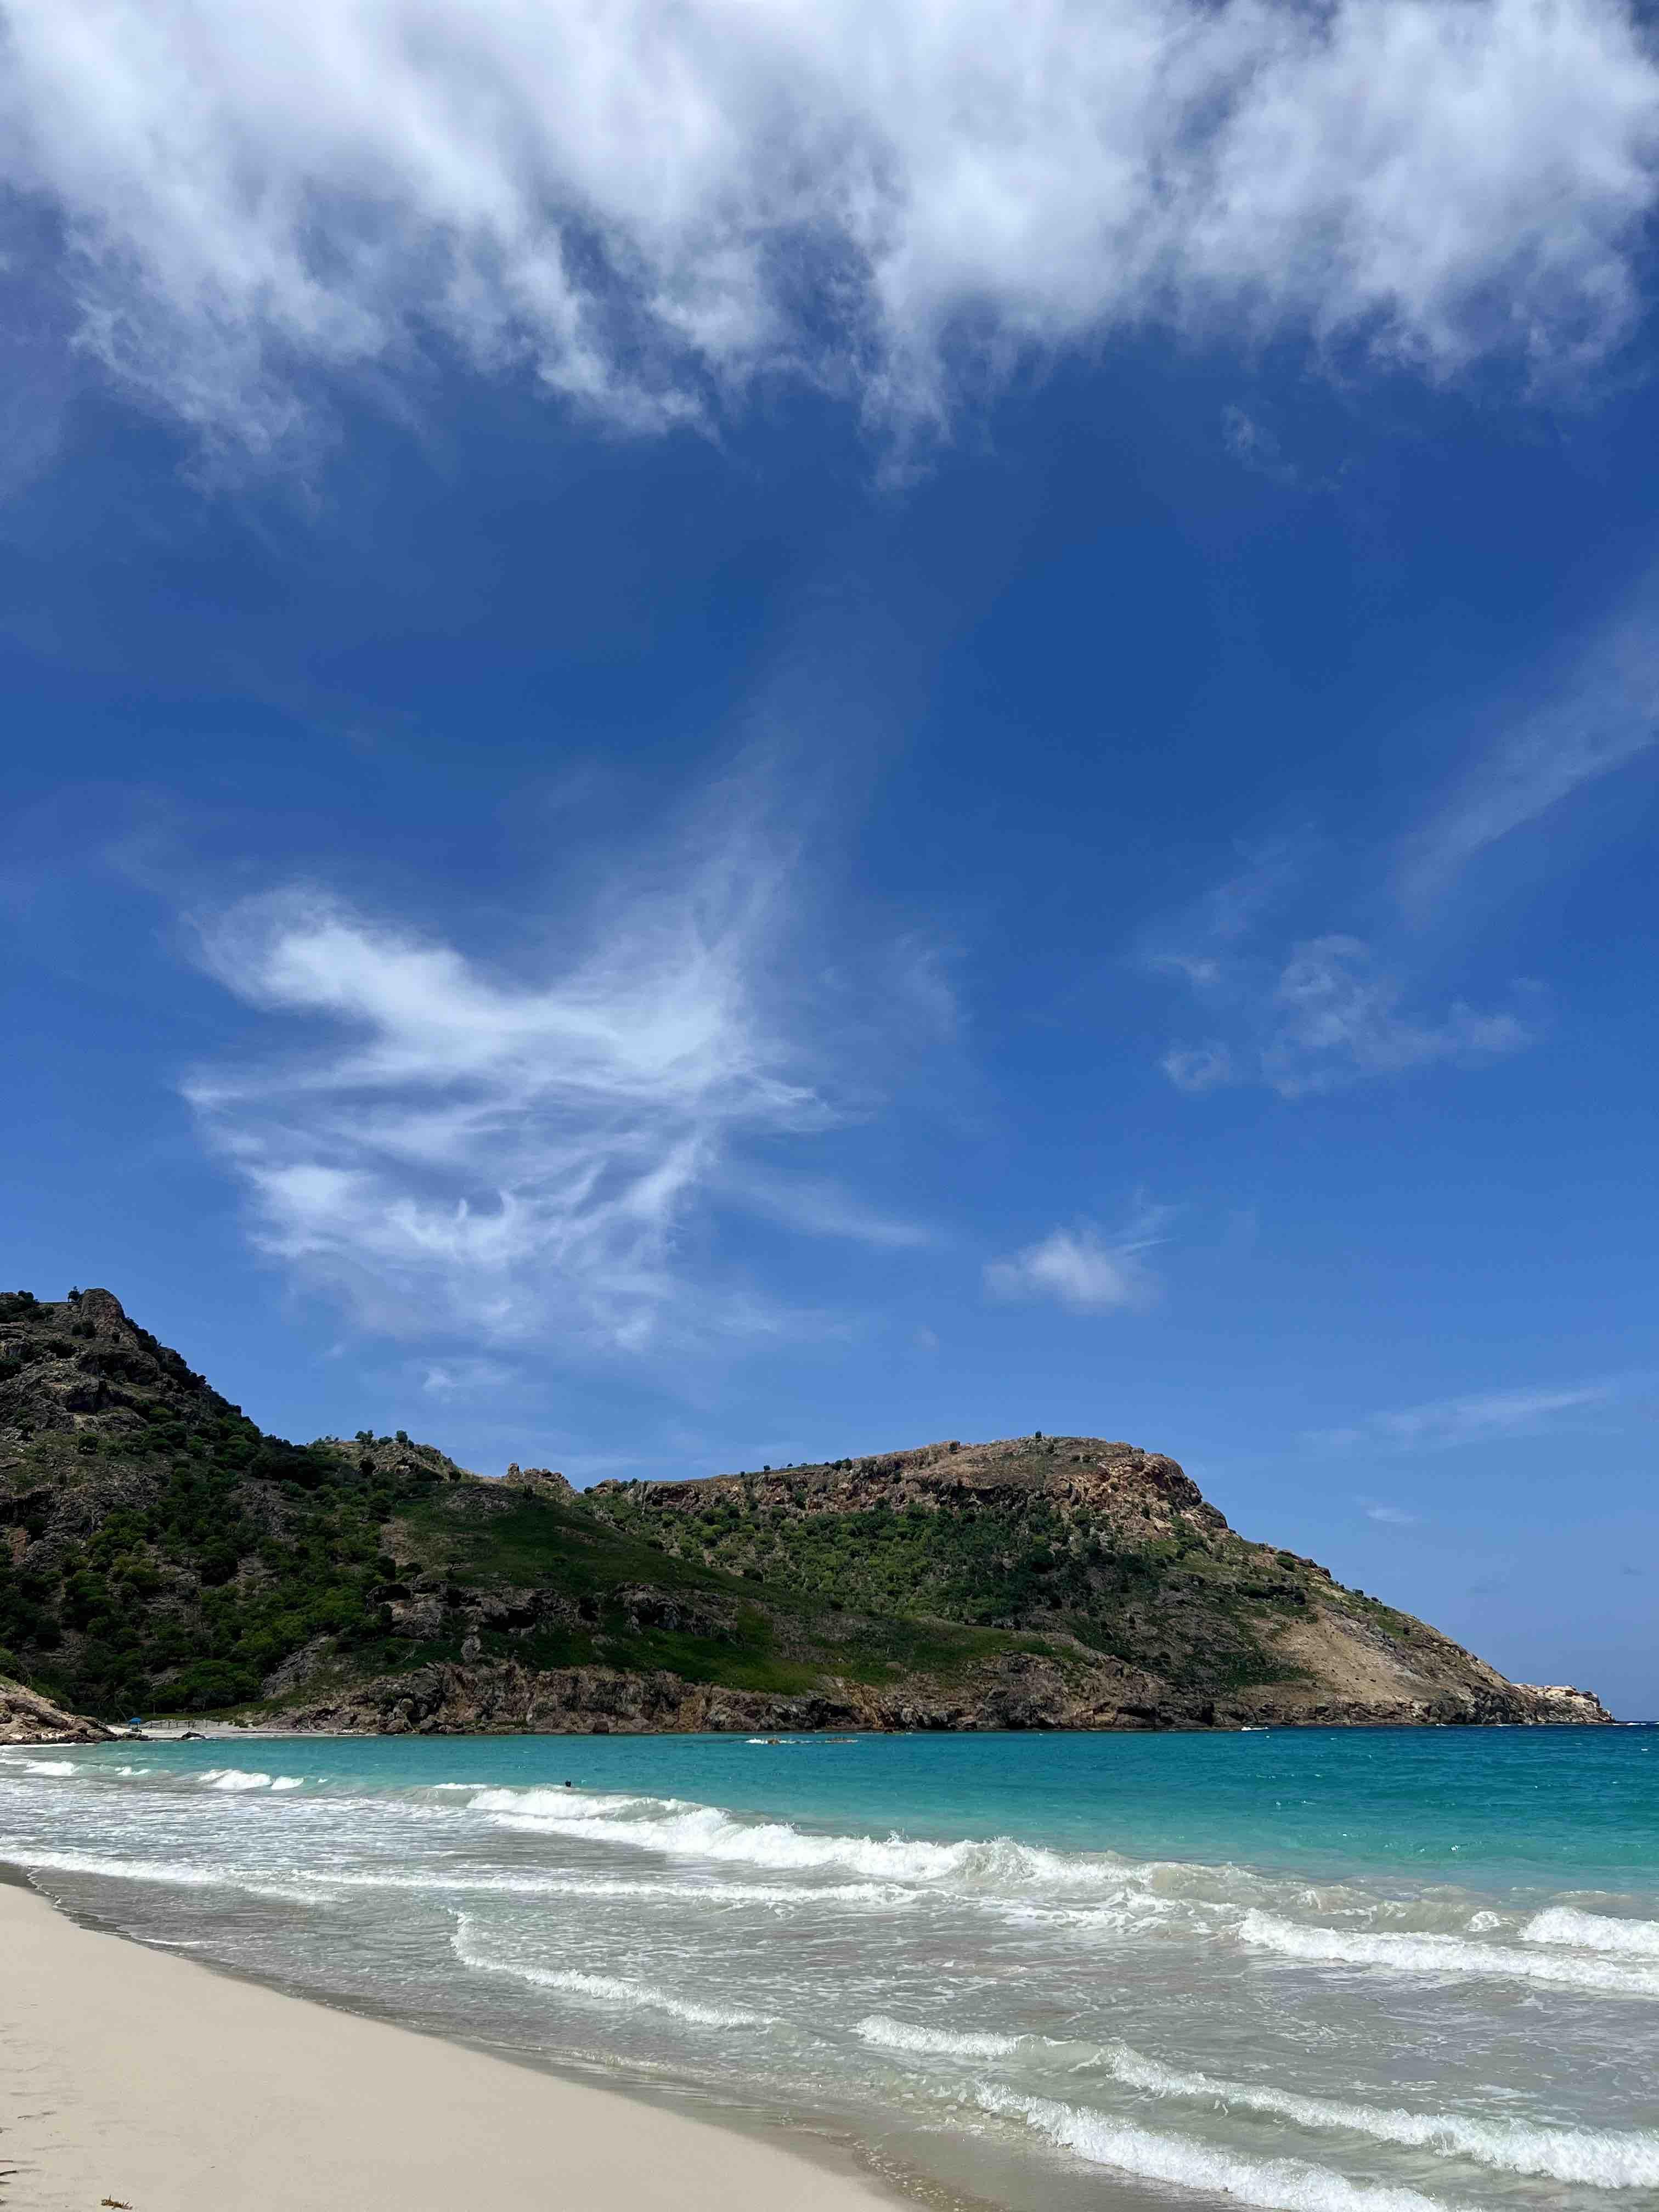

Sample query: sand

[0,1882,897,2211]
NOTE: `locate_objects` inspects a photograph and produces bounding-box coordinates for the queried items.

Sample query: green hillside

[584,1451,1302,1700]
[0,1288,1586,1730]
[0,1290,1107,1717]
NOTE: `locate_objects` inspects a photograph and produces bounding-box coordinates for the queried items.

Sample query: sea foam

[6,1846,322,1904]
[450,1916,774,2029]
[1096,2041,1659,2187]
[303,1866,899,1909]
[1239,1911,1659,1996]
[973,2085,1470,2212]
[856,2015,1024,2059]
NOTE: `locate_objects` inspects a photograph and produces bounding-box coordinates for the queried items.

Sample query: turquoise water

[177,1723,1656,1885]
[5,1726,1658,2212]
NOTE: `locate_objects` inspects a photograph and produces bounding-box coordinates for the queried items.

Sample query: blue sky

[2,1,1657,1711]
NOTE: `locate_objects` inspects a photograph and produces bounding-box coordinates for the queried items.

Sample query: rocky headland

[0,1289,1616,1734]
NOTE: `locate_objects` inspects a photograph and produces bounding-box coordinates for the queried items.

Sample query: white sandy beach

[0,1882,898,2212]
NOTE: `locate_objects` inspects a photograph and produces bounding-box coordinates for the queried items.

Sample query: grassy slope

[583,1449,1347,1701]
[383,1486,1097,1699]
[0,1295,1100,1717]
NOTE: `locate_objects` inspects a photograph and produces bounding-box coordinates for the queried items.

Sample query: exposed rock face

[281,1641,1613,1738]
[318,1434,476,1485]
[283,1654,1158,1736]
[0,1674,110,1745]
[0,1284,219,1447]
[504,1464,580,1504]
[592,1436,1230,1545]
[1514,1683,1616,1724]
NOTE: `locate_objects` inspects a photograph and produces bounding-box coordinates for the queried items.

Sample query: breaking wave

[856,2015,1024,2059]
[974,2085,1469,2212]
[201,1769,305,1792]
[469,1785,1139,1894]
[450,1915,773,2029]
[1523,1907,1659,1959]
[1239,1912,1659,1996]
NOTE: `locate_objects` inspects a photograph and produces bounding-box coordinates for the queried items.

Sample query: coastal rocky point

[0,1288,1615,1735]
[0,1673,109,1745]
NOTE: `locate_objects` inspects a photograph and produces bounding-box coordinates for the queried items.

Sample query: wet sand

[0,1882,898,2211]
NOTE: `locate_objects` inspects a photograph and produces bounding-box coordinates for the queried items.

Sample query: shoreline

[0,1877,910,2212]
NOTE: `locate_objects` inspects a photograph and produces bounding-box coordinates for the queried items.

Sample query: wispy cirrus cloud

[183,811,926,1356]
[1363,1502,1421,1525]
[3,0,1658,459]
[1396,586,1659,915]
[1161,931,1530,1098]
[421,1359,513,1396]
[1147,569,1659,1102]
[984,1209,1169,1315]
[1149,841,1531,1098]
[1308,1381,1620,1455]
[1221,406,1300,486]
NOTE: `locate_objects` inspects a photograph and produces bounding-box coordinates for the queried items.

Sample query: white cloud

[1363,1502,1420,1525]
[1160,1042,1236,1094]
[726,1167,934,1248]
[1222,405,1297,485]
[183,828,916,1352]
[1395,587,1659,913]
[1310,1381,1617,1454]
[421,1359,512,1395]
[1155,920,1530,1098]
[984,1212,1166,1314]
[3,0,1657,454]
[1263,935,1529,1096]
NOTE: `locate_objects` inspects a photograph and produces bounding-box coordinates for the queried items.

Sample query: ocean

[4,1726,1657,2212]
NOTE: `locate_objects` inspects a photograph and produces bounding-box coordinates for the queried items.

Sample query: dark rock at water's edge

[0,1673,110,1745]
[279,1657,1617,1736]
[0,1286,1616,1730]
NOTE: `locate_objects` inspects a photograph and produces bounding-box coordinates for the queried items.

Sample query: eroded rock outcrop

[1513,1683,1616,1724]
[280,1639,1616,1737]
[0,1674,110,1745]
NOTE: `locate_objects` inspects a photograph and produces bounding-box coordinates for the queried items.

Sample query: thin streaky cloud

[1307,1381,1620,1455]
[1363,1503,1421,1525]
[3,0,1658,460]
[723,1167,936,1249]
[421,1360,514,1396]
[1396,589,1659,913]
